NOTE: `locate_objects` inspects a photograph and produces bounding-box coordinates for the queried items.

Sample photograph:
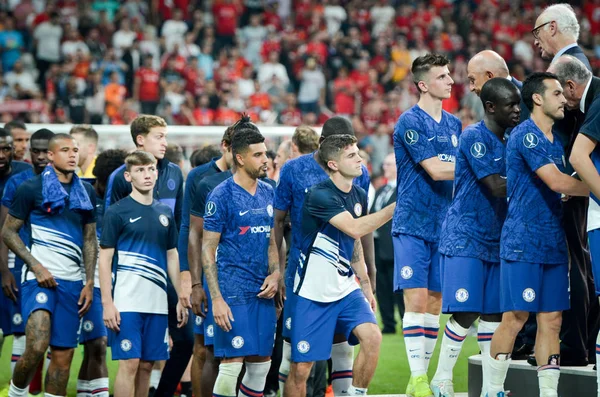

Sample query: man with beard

[4,121,30,163]
[0,128,52,384]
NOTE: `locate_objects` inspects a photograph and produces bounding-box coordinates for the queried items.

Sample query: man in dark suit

[545,51,599,367]
[372,153,404,333]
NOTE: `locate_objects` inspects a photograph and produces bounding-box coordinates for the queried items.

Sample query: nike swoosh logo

[409,349,418,352]
[494,157,503,161]
[129,217,142,223]
[239,210,249,216]
[428,137,436,141]
[425,351,433,355]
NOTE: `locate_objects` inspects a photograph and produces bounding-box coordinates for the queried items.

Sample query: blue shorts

[0,290,13,335]
[8,283,24,335]
[214,298,276,358]
[203,285,215,346]
[441,255,501,314]
[291,289,377,362]
[109,312,169,361]
[589,229,600,296]
[193,314,204,335]
[21,279,82,348]
[79,288,107,343]
[393,234,441,292]
[282,286,297,339]
[500,260,570,313]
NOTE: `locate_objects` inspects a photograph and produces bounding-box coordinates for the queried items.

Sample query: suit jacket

[373,184,397,262]
[564,45,593,71]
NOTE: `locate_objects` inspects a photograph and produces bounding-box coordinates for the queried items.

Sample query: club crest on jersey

[400,266,413,280]
[232,336,245,349]
[36,292,48,304]
[522,288,536,303]
[404,130,419,145]
[207,325,214,337]
[159,214,169,227]
[195,316,203,326]
[451,135,458,147]
[523,133,539,149]
[354,203,362,216]
[297,340,310,353]
[285,317,292,330]
[83,320,94,332]
[267,204,274,217]
[470,142,486,159]
[121,339,132,352]
[167,179,176,191]
[12,313,22,325]
[455,288,469,303]
[206,201,217,217]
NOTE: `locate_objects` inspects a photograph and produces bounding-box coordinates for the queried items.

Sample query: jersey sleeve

[99,207,122,248]
[173,168,184,230]
[305,186,347,223]
[461,130,502,180]
[177,177,196,272]
[190,179,209,217]
[394,117,438,164]
[579,98,600,143]
[2,176,19,208]
[274,162,293,211]
[82,183,97,225]
[167,212,178,251]
[105,167,130,208]
[8,181,35,221]
[356,164,371,194]
[202,189,228,234]
[517,132,555,172]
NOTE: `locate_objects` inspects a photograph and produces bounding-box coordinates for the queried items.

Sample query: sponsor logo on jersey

[239,225,271,235]
[438,153,456,163]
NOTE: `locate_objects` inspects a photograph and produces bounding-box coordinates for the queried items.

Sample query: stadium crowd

[4,1,600,397]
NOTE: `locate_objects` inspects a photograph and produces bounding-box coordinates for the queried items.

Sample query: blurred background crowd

[1,0,599,176]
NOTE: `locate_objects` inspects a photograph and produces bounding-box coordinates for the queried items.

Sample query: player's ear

[484,100,495,114]
[327,159,338,172]
[124,171,132,182]
[136,134,145,148]
[417,80,428,93]
[532,92,543,107]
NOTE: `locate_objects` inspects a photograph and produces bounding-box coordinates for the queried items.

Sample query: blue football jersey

[392,105,462,242]
[274,152,370,288]
[203,178,275,306]
[100,196,178,314]
[500,119,568,264]
[439,121,507,262]
[295,179,367,303]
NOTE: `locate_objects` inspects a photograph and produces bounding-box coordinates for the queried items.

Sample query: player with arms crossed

[99,151,188,397]
[4,133,97,397]
[430,78,521,397]
[285,135,395,397]
[202,122,280,397]
[486,73,589,397]
[393,54,461,397]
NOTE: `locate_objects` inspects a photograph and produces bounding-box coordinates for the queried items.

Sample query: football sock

[403,312,426,377]
[213,362,243,397]
[238,361,271,397]
[331,342,354,395]
[432,316,469,382]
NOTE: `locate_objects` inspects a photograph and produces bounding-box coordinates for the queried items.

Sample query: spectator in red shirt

[213,0,242,52]
[193,94,215,125]
[134,56,160,114]
[361,68,384,103]
[215,103,239,125]
[333,67,357,116]
[279,93,303,126]
[350,59,371,91]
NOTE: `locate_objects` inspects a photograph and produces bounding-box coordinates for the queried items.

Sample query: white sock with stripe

[478,320,500,396]
[89,378,109,397]
[331,342,354,395]
[424,313,440,371]
[403,312,426,377]
[432,316,469,382]
[238,361,271,397]
[214,362,243,397]
[538,363,560,397]
[278,341,291,396]
[11,335,25,375]
[76,380,90,397]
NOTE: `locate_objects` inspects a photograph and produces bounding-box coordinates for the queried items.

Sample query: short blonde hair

[130,115,167,146]
[292,126,319,154]
[125,150,157,172]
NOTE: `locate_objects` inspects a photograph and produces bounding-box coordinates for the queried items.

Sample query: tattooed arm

[258,231,280,300]
[2,215,57,288]
[350,239,376,311]
[202,229,234,331]
[78,222,98,316]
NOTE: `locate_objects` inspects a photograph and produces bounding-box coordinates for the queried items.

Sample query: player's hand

[274,280,285,316]
[31,263,58,288]
[176,301,189,328]
[213,297,234,332]
[103,301,121,332]
[78,283,94,317]
[258,272,279,299]
[180,275,193,309]
[1,269,18,302]
[191,284,208,317]
[363,288,377,312]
